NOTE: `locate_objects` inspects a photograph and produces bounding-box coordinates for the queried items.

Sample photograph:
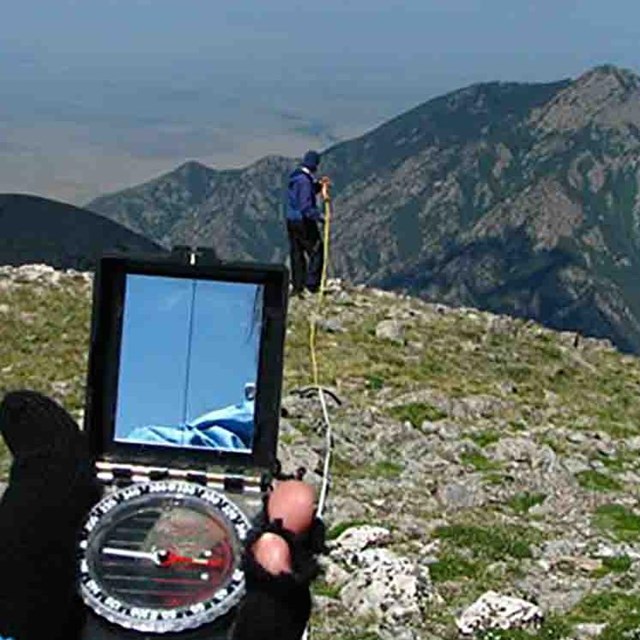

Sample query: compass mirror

[85,255,288,470]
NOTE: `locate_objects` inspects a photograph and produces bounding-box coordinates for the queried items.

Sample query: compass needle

[102,547,162,564]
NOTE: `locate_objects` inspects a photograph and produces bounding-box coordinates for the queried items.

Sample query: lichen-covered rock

[456,591,543,635]
[340,547,437,622]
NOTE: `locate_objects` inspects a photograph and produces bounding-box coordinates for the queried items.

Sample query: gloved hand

[231,481,326,640]
[0,391,100,640]
[319,176,331,201]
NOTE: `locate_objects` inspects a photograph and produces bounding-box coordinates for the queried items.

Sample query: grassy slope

[3,272,640,638]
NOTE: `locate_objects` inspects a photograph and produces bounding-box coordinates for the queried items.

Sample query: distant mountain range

[84,65,640,353]
[0,194,162,269]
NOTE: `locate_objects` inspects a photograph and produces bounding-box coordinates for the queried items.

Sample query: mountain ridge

[86,64,640,353]
[0,193,163,269]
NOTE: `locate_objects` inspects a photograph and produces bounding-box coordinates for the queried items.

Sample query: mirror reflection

[114,274,263,453]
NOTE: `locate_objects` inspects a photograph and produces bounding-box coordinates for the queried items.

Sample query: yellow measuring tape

[308,191,332,391]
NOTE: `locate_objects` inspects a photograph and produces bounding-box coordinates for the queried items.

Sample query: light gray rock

[322,558,350,588]
[437,422,461,441]
[567,431,588,444]
[563,457,591,475]
[330,525,392,559]
[625,436,640,452]
[541,538,588,562]
[449,394,510,420]
[456,591,543,635]
[277,443,322,483]
[595,441,616,457]
[318,317,345,333]
[379,627,420,640]
[375,320,405,344]
[593,541,640,560]
[340,547,437,622]
[437,476,487,511]
[489,437,556,470]
[574,622,608,638]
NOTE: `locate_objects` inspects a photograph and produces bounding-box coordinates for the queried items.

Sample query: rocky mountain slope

[0,194,163,269]
[3,265,640,638]
[87,157,294,262]
[87,65,640,354]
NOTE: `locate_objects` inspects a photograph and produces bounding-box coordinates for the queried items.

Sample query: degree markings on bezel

[79,480,250,633]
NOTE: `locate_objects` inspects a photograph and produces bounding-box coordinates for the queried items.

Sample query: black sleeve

[0,391,100,640]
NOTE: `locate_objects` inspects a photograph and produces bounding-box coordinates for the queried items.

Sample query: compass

[78,480,251,634]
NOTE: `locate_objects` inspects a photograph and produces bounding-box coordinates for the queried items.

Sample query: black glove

[231,508,326,640]
[0,391,100,640]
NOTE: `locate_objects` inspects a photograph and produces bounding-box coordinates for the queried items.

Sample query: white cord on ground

[315,386,333,517]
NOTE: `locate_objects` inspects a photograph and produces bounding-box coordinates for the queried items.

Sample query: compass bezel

[78,481,251,633]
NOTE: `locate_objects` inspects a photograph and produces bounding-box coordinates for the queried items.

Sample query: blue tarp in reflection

[126,398,255,450]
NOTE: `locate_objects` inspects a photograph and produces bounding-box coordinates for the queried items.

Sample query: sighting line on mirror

[181,278,198,444]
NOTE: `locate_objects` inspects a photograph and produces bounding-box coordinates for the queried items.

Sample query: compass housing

[79,480,251,634]
[84,252,288,475]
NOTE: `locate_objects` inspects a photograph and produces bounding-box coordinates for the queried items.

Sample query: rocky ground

[3,265,640,639]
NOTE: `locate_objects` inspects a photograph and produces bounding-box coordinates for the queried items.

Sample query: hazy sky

[2,0,639,203]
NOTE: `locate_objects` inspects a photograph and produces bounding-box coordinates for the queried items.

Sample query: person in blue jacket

[286,150,330,296]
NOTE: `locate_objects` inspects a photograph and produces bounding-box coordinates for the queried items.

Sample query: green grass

[593,555,632,577]
[387,402,447,427]
[365,374,384,390]
[569,591,640,631]
[470,429,502,447]
[460,451,501,472]
[434,523,538,560]
[594,504,640,541]
[429,552,482,583]
[508,492,547,514]
[476,616,571,639]
[312,579,342,599]
[369,460,403,479]
[330,454,360,478]
[484,472,505,485]
[576,470,623,492]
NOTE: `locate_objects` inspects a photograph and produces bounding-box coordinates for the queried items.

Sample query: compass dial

[78,481,251,633]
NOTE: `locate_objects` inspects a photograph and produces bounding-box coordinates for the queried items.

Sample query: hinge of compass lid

[95,461,263,496]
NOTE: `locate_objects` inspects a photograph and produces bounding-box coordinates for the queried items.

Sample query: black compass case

[79,250,289,639]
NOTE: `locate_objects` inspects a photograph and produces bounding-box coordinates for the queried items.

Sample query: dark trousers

[286,219,323,294]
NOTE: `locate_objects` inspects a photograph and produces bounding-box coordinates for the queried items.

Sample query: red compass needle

[102,547,226,569]
[158,550,226,569]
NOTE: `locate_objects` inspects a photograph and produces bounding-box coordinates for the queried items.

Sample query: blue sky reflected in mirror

[114,274,262,451]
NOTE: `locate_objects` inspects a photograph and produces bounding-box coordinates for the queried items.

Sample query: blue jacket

[286,167,323,222]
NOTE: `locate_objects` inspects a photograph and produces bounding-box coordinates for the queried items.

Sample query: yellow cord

[308,194,332,388]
